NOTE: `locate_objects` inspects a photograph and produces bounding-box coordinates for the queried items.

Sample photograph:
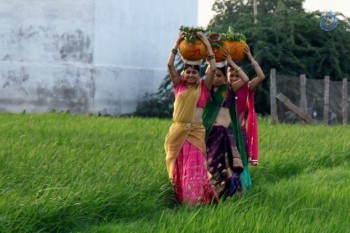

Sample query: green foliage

[207,0,350,115]
[212,0,304,17]
[221,26,247,42]
[179,25,206,44]
[134,58,183,118]
[210,0,350,80]
[0,114,349,232]
[209,27,246,48]
[210,40,223,48]
[134,77,174,118]
[137,0,350,117]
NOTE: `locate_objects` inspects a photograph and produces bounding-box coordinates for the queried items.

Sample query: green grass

[0,113,349,233]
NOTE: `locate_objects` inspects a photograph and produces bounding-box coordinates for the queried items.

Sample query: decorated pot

[208,33,226,62]
[212,45,227,62]
[179,39,207,61]
[223,41,247,62]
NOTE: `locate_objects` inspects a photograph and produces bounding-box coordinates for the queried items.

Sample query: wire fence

[270,69,349,124]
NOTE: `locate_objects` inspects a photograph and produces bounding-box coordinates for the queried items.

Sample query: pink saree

[236,86,259,164]
[164,79,218,205]
[173,140,218,204]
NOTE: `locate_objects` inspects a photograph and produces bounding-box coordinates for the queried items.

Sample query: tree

[208,0,350,114]
[210,0,350,78]
[211,0,304,23]
[135,0,350,117]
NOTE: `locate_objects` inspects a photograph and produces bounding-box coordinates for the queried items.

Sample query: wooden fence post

[342,78,348,125]
[277,93,314,124]
[270,68,278,124]
[323,76,330,125]
[300,74,307,114]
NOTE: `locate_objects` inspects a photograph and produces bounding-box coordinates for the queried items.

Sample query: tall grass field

[0,113,349,233]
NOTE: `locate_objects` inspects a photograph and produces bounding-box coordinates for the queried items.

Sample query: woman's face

[227,68,240,84]
[213,69,226,87]
[183,67,200,84]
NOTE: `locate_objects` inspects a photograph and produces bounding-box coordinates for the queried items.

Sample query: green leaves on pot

[221,26,246,42]
[209,39,223,48]
[179,25,206,44]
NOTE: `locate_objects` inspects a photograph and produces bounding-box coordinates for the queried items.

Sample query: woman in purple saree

[204,45,265,199]
[203,50,250,199]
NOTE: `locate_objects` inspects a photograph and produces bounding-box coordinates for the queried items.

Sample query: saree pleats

[206,126,243,198]
[173,140,218,204]
[246,90,259,164]
[203,85,252,191]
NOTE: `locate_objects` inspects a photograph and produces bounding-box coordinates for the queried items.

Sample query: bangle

[207,54,215,60]
[235,67,242,72]
[171,48,178,55]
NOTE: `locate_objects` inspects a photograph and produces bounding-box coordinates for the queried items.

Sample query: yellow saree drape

[164,83,207,179]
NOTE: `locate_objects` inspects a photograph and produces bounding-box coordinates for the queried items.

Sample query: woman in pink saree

[229,45,265,166]
[164,32,218,205]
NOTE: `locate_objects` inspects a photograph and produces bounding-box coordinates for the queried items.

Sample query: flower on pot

[178,26,207,62]
[221,26,247,62]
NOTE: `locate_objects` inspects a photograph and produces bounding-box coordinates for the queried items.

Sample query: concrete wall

[0,0,198,115]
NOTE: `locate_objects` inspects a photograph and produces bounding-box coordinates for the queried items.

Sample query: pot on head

[179,39,207,61]
[223,41,247,62]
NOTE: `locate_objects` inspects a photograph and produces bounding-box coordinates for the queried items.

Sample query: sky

[198,0,350,27]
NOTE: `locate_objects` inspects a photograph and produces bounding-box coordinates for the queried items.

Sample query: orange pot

[179,39,207,61]
[223,41,247,62]
[212,45,227,62]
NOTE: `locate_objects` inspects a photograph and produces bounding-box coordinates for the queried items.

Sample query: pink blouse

[174,79,210,108]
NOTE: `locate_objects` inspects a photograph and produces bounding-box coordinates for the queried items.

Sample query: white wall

[0,0,198,115]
